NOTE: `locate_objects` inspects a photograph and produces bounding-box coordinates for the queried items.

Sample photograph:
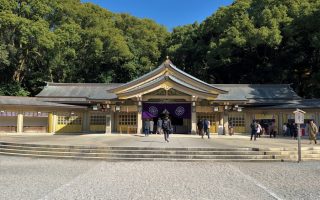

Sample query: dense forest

[1,0,320,98]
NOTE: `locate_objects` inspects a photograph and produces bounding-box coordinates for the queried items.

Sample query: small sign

[293,109,306,124]
[92,105,98,111]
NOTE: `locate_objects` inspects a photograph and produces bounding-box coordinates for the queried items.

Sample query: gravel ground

[0,156,319,200]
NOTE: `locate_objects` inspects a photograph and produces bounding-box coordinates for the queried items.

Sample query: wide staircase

[0,142,320,162]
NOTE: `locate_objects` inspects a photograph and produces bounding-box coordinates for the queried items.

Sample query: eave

[116,75,218,100]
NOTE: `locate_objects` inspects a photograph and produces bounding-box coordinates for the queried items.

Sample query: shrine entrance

[142,102,192,134]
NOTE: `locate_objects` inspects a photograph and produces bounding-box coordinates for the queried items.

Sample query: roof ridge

[0,96,35,99]
[46,82,123,86]
[169,64,227,93]
[211,84,291,86]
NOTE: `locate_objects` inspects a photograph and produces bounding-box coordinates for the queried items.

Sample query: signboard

[293,109,306,124]
[295,112,304,124]
[293,109,306,163]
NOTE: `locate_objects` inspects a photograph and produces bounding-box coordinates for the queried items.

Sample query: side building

[1,59,320,135]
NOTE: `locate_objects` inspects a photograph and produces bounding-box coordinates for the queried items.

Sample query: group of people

[197,119,211,139]
[250,120,277,141]
[282,122,299,139]
[282,120,318,144]
[144,115,172,142]
[145,117,319,144]
[251,119,318,144]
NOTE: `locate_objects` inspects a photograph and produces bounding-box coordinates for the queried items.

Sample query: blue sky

[82,0,234,30]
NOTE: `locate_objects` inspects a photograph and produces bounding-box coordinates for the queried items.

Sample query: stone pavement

[1,155,320,200]
[0,133,319,150]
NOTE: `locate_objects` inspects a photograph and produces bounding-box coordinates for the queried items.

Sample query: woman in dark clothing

[162,116,172,142]
[197,119,204,139]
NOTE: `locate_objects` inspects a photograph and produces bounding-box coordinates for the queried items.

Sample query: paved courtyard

[0,133,319,150]
[1,134,320,199]
[0,155,320,200]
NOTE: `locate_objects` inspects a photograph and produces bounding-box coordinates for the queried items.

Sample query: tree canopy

[1,0,320,98]
[0,0,169,95]
[167,0,320,98]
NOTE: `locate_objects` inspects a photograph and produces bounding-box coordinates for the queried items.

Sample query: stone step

[0,142,257,151]
[0,148,276,159]
[286,154,320,159]
[1,142,319,161]
[260,146,320,151]
[0,145,266,155]
[278,150,320,155]
[302,158,320,161]
[0,151,283,162]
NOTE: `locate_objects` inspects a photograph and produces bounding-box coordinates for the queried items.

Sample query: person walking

[289,122,295,138]
[282,123,288,136]
[250,120,258,141]
[207,119,211,139]
[269,121,276,138]
[197,119,204,139]
[204,119,210,139]
[308,120,318,144]
[162,116,172,142]
[144,119,150,137]
[156,118,163,134]
[149,119,154,134]
[257,122,262,138]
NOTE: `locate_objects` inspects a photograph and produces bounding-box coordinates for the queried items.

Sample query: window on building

[90,115,106,125]
[229,114,245,127]
[24,112,48,117]
[58,115,82,125]
[0,111,17,117]
[119,112,137,125]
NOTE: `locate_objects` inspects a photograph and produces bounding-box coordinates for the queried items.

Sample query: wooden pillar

[223,113,229,135]
[105,114,111,134]
[111,112,116,133]
[245,112,252,134]
[137,111,142,134]
[191,109,197,134]
[17,113,23,133]
[279,112,283,135]
[53,113,57,133]
[82,112,89,133]
[48,113,54,133]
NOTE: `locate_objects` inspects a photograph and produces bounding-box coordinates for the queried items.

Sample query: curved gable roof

[110,59,227,95]
[116,75,218,99]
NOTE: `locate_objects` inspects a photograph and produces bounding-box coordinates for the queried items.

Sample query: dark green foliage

[0,0,169,96]
[166,0,320,98]
[0,82,30,96]
[1,0,320,98]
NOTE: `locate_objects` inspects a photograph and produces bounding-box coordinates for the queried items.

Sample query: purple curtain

[142,111,155,119]
[142,103,191,119]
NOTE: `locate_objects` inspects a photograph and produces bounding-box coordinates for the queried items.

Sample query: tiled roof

[110,60,227,94]
[212,84,301,103]
[120,75,210,95]
[35,82,302,104]
[37,83,122,100]
[0,96,86,108]
[258,99,320,109]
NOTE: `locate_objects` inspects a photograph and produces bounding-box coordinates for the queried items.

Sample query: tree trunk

[13,56,26,83]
